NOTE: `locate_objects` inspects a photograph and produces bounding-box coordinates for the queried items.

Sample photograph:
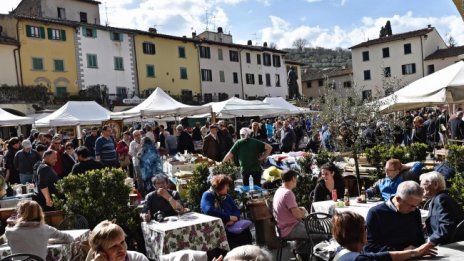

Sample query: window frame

[265,73,271,87]
[229,50,239,62]
[86,54,98,68]
[363,70,371,80]
[146,64,155,78]
[32,57,44,71]
[384,67,391,77]
[178,46,186,58]
[219,70,225,83]
[114,57,124,71]
[180,67,188,80]
[233,72,239,84]
[246,53,251,64]
[53,59,65,72]
[362,51,369,61]
[382,47,390,58]
[201,69,212,82]
[200,46,211,59]
[245,73,255,85]
[142,42,156,55]
[404,43,412,54]
[217,48,223,60]
[402,63,416,75]
[272,55,281,67]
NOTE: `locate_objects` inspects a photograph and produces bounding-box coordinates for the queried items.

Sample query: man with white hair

[420,171,464,245]
[365,181,432,254]
[222,127,272,187]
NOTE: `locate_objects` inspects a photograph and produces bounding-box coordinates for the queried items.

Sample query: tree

[448,35,457,47]
[379,21,392,38]
[385,21,392,36]
[293,38,308,52]
[269,42,278,49]
[314,77,398,195]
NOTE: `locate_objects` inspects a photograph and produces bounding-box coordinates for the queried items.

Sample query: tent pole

[76,125,82,145]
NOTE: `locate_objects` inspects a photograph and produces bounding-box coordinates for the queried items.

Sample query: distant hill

[284,47,352,68]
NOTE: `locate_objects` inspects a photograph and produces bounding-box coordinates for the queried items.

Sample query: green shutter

[92,28,97,38]
[26,25,32,37]
[47,28,53,39]
[61,30,66,41]
[39,27,45,39]
[82,26,86,36]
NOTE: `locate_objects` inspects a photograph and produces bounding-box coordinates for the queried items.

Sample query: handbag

[226,219,253,234]
[119,154,130,168]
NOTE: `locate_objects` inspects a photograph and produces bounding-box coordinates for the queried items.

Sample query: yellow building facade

[453,0,464,21]
[16,17,79,96]
[135,32,201,100]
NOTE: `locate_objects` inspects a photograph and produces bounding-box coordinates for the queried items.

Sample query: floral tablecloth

[142,212,229,261]
[0,229,90,261]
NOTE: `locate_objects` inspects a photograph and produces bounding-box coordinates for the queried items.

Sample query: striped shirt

[95,136,117,163]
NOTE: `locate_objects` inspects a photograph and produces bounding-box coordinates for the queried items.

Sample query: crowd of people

[0,109,463,261]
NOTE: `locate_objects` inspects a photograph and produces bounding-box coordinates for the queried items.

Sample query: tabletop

[142,212,229,261]
[0,229,90,260]
[421,241,464,260]
[312,198,429,222]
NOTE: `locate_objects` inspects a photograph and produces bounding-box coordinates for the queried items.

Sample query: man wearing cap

[14,140,41,184]
[223,128,272,187]
[203,124,221,161]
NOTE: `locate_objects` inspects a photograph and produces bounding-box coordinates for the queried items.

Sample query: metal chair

[1,253,44,261]
[304,212,333,260]
[450,220,464,243]
[265,198,300,261]
[58,214,89,230]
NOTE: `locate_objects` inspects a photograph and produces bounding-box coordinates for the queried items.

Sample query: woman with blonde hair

[5,200,73,260]
[411,116,427,144]
[88,220,148,261]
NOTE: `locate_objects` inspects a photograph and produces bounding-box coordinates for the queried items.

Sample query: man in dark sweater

[365,181,433,254]
[71,146,104,175]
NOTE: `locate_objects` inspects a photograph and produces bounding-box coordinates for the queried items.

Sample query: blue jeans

[19,173,33,184]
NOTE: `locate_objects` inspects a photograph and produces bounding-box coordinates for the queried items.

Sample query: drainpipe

[238,48,244,99]
[16,19,24,86]
[132,34,140,96]
[13,47,20,86]
[195,42,203,103]
[420,36,425,77]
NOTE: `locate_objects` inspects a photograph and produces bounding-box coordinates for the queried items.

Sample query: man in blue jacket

[420,171,464,245]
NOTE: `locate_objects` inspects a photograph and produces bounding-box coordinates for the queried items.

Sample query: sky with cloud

[1,0,463,49]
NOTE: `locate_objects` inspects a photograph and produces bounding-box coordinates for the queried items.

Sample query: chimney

[192,32,196,38]
[428,24,431,28]
[263,42,268,47]
[148,28,157,34]
[217,27,223,33]
[247,40,252,45]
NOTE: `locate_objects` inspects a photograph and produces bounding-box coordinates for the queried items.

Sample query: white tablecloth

[312,198,428,222]
[421,241,464,260]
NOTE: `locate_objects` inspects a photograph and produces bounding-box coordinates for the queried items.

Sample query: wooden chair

[1,253,44,261]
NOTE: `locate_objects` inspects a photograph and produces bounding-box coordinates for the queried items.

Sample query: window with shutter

[178,47,186,58]
[54,59,64,72]
[32,58,44,70]
[146,65,155,78]
[114,57,124,70]
[180,67,188,79]
[402,63,416,75]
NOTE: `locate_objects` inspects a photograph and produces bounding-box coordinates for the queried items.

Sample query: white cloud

[256,0,272,6]
[103,0,230,37]
[257,12,464,49]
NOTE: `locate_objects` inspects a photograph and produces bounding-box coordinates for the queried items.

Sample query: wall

[18,19,79,95]
[77,26,136,97]
[135,34,201,97]
[425,56,463,74]
[352,31,445,98]
[41,0,100,24]
[260,52,287,98]
[0,44,19,85]
[198,43,242,100]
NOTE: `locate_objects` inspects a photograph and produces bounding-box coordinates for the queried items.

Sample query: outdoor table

[421,241,464,260]
[0,229,89,260]
[141,212,230,261]
[312,198,429,222]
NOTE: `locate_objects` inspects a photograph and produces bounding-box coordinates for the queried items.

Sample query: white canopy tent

[0,108,34,126]
[35,101,112,127]
[374,61,464,112]
[111,87,211,119]
[208,97,290,117]
[263,97,318,115]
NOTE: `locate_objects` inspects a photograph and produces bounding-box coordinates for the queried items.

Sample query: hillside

[284,47,352,68]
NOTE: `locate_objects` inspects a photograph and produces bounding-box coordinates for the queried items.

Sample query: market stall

[111,87,212,120]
